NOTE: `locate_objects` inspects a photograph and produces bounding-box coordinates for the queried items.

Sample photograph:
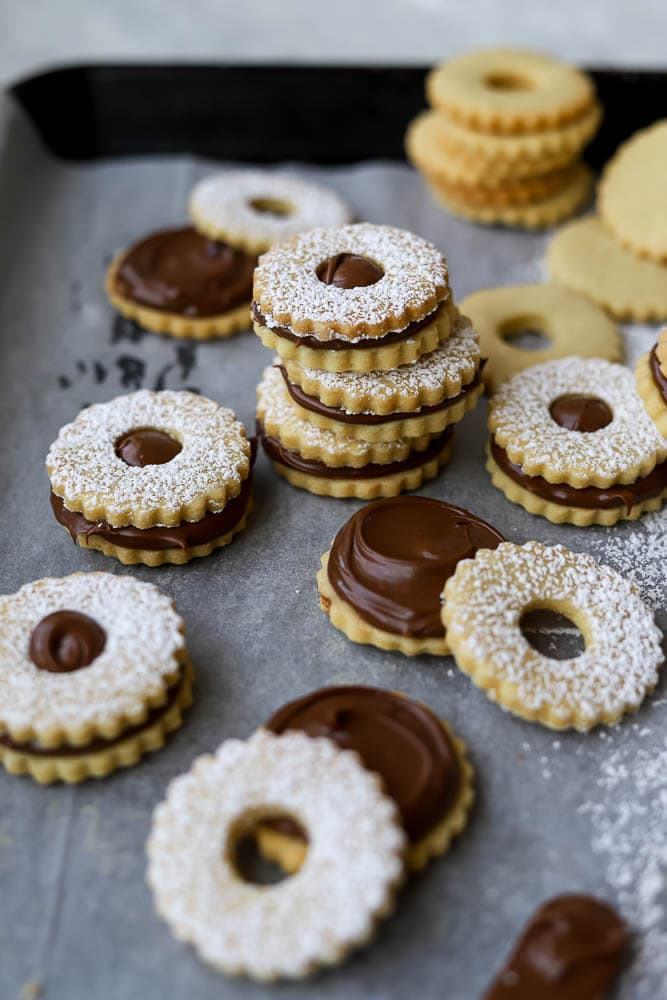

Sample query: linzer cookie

[599,120,667,263]
[256,365,453,498]
[484,895,628,999]
[106,226,257,339]
[47,390,254,565]
[317,497,504,655]
[443,541,663,731]
[189,170,352,254]
[147,730,405,980]
[278,312,483,442]
[259,686,474,872]
[460,284,622,392]
[636,328,667,437]
[252,223,451,373]
[0,573,191,783]
[487,358,667,526]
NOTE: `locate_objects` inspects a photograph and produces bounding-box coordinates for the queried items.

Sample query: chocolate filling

[316,253,384,288]
[650,345,667,404]
[484,894,628,1000]
[265,686,461,843]
[257,421,453,479]
[279,365,483,426]
[252,302,439,351]
[549,394,613,432]
[30,611,106,673]
[115,428,182,466]
[328,497,504,639]
[113,226,256,317]
[0,667,187,758]
[491,438,667,514]
[51,474,253,552]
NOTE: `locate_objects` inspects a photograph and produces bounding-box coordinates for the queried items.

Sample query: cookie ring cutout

[427,49,594,134]
[189,171,352,254]
[460,284,622,392]
[47,390,251,529]
[147,730,405,980]
[0,573,190,780]
[253,222,449,339]
[442,541,662,731]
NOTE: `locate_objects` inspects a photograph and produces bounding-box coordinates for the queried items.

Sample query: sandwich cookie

[636,327,667,437]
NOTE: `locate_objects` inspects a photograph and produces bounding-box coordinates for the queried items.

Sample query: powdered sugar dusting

[147,730,404,980]
[490,357,667,485]
[0,573,185,738]
[253,223,449,336]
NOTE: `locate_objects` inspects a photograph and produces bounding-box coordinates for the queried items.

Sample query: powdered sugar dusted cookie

[0,573,191,782]
[189,170,352,254]
[47,390,254,566]
[488,358,667,525]
[442,541,662,731]
[146,730,405,980]
[636,328,667,437]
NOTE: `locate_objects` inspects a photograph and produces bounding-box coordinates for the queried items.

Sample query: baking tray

[2,64,667,1000]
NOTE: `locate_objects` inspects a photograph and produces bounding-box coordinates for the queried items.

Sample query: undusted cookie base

[269,435,453,499]
[435,167,578,209]
[317,551,448,656]
[0,664,193,784]
[257,720,475,874]
[429,164,592,229]
[460,283,621,393]
[65,507,251,567]
[547,216,667,321]
[487,450,667,527]
[105,260,251,339]
[636,350,667,438]
[253,311,448,373]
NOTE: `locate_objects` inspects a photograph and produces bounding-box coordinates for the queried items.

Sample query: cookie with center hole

[460,283,622,392]
[442,541,663,731]
[147,730,405,980]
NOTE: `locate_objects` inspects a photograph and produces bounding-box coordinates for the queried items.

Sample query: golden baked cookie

[459,283,622,392]
[47,390,254,566]
[598,120,667,263]
[442,541,663,730]
[147,730,405,980]
[189,170,352,254]
[547,215,667,321]
[105,228,255,340]
[0,573,191,782]
[426,49,595,134]
[635,328,667,437]
[259,685,475,872]
[316,497,504,656]
[487,357,667,526]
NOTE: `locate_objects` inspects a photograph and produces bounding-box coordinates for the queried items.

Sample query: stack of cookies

[406,48,600,228]
[252,223,485,497]
[549,120,667,321]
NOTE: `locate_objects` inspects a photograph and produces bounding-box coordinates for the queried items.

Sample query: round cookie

[259,686,475,872]
[317,497,504,656]
[47,390,254,566]
[189,170,352,254]
[432,165,579,209]
[105,226,255,339]
[429,163,593,230]
[426,49,595,134]
[459,284,622,392]
[442,541,663,731]
[487,357,667,526]
[547,216,667,322]
[636,328,667,437]
[277,314,483,442]
[147,730,405,980]
[252,222,451,372]
[256,365,454,498]
[599,120,667,263]
[0,573,191,783]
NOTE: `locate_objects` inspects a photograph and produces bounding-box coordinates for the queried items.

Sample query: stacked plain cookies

[106,170,351,339]
[549,120,667,320]
[254,223,484,497]
[406,49,600,228]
